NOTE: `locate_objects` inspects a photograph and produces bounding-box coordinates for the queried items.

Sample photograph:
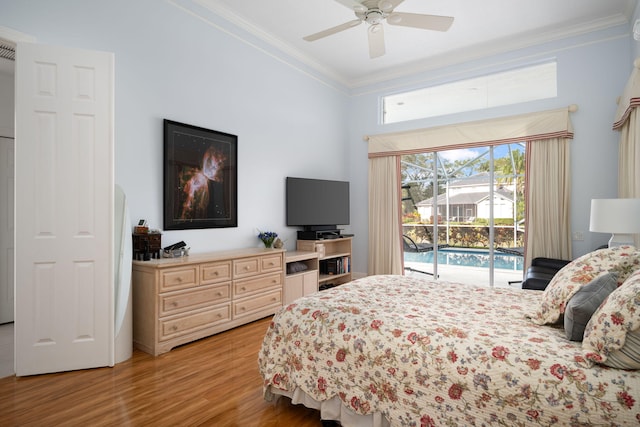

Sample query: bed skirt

[265,386,390,427]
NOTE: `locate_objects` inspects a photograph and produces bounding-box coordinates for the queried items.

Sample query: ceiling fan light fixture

[365,10,385,25]
[305,0,455,58]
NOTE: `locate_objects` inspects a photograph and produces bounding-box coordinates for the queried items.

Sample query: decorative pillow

[286,261,308,274]
[582,268,640,369]
[564,272,618,341]
[529,245,640,325]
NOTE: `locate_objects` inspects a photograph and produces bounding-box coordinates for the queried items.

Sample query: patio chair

[403,234,449,252]
[496,246,524,257]
[402,235,450,278]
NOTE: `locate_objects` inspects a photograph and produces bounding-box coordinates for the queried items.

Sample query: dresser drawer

[234,257,259,278]
[234,272,282,297]
[201,261,232,284]
[160,304,231,341]
[233,289,281,318]
[160,266,199,292]
[261,254,283,272]
[159,283,231,317]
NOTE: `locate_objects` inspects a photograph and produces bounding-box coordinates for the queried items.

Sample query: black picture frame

[163,119,237,230]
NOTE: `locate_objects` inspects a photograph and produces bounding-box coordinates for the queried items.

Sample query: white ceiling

[196,0,637,88]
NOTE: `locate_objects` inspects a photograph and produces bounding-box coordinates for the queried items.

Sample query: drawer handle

[171,325,178,331]
[271,297,277,302]
[216,292,222,296]
[214,271,219,276]
[240,287,246,291]
[244,266,250,271]
[171,301,178,307]
[175,277,182,282]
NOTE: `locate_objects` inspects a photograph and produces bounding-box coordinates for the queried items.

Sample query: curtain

[368,156,404,275]
[524,137,572,268]
[618,108,640,198]
[614,60,640,246]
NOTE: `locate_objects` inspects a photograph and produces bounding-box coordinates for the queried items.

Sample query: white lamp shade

[590,199,640,247]
[590,199,640,233]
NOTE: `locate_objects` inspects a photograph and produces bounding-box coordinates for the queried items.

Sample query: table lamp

[589,198,640,247]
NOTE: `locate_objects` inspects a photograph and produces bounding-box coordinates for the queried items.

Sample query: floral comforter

[259,275,640,426]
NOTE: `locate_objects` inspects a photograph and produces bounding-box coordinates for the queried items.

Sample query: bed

[259,259,640,426]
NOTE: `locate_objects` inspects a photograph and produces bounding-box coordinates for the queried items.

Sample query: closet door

[15,42,114,376]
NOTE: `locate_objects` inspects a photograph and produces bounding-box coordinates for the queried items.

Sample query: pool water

[404,247,523,271]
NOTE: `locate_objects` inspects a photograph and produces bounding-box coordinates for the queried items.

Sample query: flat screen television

[286,177,350,231]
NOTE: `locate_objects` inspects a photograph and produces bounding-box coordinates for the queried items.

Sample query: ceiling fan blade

[378,0,404,13]
[303,19,362,42]
[368,24,385,58]
[334,0,367,13]
[387,12,454,32]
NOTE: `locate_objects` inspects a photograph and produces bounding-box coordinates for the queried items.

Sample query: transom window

[383,61,557,124]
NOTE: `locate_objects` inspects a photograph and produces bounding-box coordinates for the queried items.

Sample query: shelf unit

[297,237,352,289]
[284,251,319,304]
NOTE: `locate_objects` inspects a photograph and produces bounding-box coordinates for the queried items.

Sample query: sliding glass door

[401,143,525,287]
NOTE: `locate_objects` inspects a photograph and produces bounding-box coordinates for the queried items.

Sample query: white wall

[0,0,354,262]
[347,25,633,267]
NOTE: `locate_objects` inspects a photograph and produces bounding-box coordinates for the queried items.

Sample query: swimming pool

[404,247,523,271]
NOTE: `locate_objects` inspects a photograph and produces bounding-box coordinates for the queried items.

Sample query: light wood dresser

[132,248,284,355]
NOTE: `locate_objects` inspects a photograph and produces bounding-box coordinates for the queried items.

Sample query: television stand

[297,237,352,288]
[297,229,341,240]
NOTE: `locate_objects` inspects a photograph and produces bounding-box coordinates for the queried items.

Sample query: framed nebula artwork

[163,119,237,230]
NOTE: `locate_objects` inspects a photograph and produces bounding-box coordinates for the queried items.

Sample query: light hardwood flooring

[0,316,325,426]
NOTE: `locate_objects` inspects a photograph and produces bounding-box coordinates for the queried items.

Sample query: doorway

[401,144,525,287]
[0,47,15,377]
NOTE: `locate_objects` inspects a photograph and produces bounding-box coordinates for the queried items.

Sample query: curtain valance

[613,58,640,130]
[367,106,576,158]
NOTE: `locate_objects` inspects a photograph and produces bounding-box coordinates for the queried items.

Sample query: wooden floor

[0,316,324,426]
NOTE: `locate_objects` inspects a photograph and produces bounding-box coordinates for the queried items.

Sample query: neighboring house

[416,173,516,222]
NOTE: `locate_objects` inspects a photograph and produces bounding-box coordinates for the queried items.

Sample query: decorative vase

[263,239,274,248]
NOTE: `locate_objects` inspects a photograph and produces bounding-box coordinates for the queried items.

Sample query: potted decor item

[258,230,278,248]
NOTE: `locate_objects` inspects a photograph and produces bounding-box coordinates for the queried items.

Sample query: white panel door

[15,42,114,376]
[0,136,14,324]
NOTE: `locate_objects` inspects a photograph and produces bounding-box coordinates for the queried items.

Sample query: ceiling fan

[303,0,454,59]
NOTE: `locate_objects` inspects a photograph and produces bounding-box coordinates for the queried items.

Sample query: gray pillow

[564,272,618,341]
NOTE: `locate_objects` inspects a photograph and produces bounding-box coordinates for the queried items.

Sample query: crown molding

[193,0,351,88]
[182,2,631,91]
[348,13,631,88]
